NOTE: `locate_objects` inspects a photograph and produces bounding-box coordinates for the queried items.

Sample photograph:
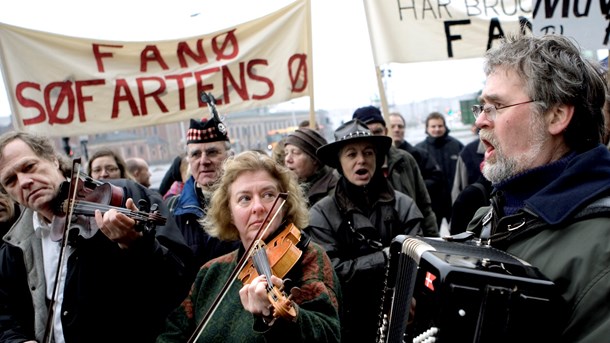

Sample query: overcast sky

[0,0,491,118]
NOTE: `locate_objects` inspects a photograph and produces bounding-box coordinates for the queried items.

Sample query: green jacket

[157,236,342,343]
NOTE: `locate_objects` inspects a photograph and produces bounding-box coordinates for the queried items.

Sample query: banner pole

[306,0,316,129]
[374,65,390,125]
[363,0,390,125]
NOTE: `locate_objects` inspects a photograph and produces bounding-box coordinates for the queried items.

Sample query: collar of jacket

[173,176,205,216]
[497,145,610,225]
[306,166,337,195]
[334,174,394,214]
[425,130,450,145]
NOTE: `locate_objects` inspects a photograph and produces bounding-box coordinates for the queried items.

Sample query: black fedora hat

[316,119,392,169]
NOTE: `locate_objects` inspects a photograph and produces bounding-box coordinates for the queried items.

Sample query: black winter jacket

[308,175,423,343]
[0,179,195,343]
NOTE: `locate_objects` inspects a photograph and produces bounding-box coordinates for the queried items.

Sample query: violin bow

[43,158,84,343]
[187,192,289,343]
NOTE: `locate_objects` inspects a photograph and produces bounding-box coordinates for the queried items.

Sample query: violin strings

[70,200,164,223]
[252,247,274,292]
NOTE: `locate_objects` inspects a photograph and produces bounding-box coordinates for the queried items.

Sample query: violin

[238,222,302,322]
[188,192,301,342]
[43,158,167,343]
[50,161,166,242]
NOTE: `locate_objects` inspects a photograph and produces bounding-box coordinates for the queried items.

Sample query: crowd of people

[1,33,609,343]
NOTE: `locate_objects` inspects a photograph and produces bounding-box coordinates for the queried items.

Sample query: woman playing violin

[0,131,195,343]
[157,150,342,343]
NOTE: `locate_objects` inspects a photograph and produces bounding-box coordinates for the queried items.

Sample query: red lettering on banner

[75,79,105,121]
[13,56,281,127]
[15,80,105,126]
[136,77,168,115]
[45,81,76,125]
[16,82,45,125]
[194,67,221,106]
[141,45,170,72]
[222,63,249,104]
[92,44,123,73]
[288,54,308,93]
[166,73,194,110]
[248,59,273,100]
[112,79,141,118]
[177,39,209,67]
[212,29,239,61]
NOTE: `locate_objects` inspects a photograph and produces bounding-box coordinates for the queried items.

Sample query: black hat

[186,117,229,144]
[285,128,327,165]
[316,119,392,170]
[352,106,386,126]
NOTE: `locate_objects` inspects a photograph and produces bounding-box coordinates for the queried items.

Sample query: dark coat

[169,176,239,268]
[468,145,610,342]
[308,175,423,343]
[386,146,439,236]
[416,131,464,223]
[0,179,194,343]
[303,166,339,208]
[396,140,444,205]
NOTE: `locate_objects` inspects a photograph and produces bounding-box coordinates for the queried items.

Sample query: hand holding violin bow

[51,158,166,247]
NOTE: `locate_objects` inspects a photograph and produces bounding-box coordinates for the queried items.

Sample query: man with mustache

[168,116,239,268]
[467,33,610,342]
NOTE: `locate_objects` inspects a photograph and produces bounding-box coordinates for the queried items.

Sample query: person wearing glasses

[166,116,239,268]
[87,148,133,181]
[466,33,610,341]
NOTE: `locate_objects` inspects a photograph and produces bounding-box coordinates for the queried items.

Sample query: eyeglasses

[188,147,224,160]
[472,100,536,121]
[91,165,119,174]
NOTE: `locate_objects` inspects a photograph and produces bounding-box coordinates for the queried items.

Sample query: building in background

[0,92,477,166]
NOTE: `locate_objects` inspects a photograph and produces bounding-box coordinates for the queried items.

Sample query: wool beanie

[284,128,327,165]
[352,105,386,126]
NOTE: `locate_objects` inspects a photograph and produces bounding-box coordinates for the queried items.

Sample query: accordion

[377,235,565,343]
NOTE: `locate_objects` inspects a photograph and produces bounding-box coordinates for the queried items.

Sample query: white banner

[0,0,311,136]
[364,0,607,65]
[532,0,609,49]
[364,0,531,64]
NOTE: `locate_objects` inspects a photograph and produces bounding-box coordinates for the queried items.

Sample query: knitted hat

[186,117,229,144]
[352,106,386,126]
[316,119,391,170]
[285,128,327,165]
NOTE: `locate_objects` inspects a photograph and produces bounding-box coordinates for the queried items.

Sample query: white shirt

[34,213,68,343]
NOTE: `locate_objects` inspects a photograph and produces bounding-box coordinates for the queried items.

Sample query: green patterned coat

[157,237,342,343]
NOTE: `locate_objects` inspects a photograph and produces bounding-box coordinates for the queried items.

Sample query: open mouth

[355,168,368,175]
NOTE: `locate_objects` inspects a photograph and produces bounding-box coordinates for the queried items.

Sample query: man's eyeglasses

[472,100,535,121]
[188,147,223,160]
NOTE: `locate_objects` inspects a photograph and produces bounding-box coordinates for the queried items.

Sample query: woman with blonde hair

[158,150,341,343]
